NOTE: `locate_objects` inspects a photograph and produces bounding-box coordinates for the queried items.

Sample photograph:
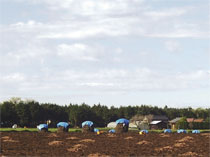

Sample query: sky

[0,0,210,108]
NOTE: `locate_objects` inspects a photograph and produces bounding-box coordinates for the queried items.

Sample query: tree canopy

[0,97,209,127]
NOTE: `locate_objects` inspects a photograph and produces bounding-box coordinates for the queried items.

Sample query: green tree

[16,102,31,127]
[0,101,18,127]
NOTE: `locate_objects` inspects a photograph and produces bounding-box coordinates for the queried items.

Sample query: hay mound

[82,125,94,133]
[1,136,10,140]
[181,151,199,156]
[67,144,87,152]
[115,123,128,133]
[155,146,173,152]
[3,139,19,143]
[66,137,79,140]
[137,140,151,145]
[48,141,63,146]
[176,136,194,143]
[174,142,187,148]
[79,139,95,143]
[57,126,68,133]
[124,136,133,140]
[159,134,170,138]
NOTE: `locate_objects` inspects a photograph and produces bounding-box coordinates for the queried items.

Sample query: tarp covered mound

[37,124,48,132]
[82,121,94,133]
[140,130,148,134]
[57,122,69,128]
[115,118,129,133]
[82,121,94,127]
[177,129,187,133]
[57,122,69,132]
[109,129,115,133]
[94,128,99,133]
[164,129,172,133]
[116,118,129,126]
[12,124,17,129]
[192,130,200,134]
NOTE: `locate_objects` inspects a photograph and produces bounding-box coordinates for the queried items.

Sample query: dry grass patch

[80,139,95,143]
[174,142,188,148]
[1,136,10,140]
[155,146,173,152]
[159,134,170,137]
[176,136,194,143]
[48,140,63,146]
[3,139,19,143]
[67,144,87,152]
[137,140,151,145]
[124,136,133,140]
[180,151,200,157]
[2,136,18,143]
[66,136,79,140]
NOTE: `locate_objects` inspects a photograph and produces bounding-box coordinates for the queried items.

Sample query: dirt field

[1,132,209,157]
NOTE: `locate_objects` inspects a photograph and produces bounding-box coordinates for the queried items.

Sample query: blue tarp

[192,130,200,134]
[116,118,129,125]
[57,122,69,128]
[94,128,99,132]
[164,129,172,133]
[140,130,148,134]
[109,129,116,133]
[82,121,94,128]
[37,124,48,130]
[177,129,187,133]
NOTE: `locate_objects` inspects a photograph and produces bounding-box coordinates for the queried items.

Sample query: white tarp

[107,122,117,128]
[12,124,17,129]
[150,120,161,125]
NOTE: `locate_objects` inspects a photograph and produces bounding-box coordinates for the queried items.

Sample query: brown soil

[0,132,209,156]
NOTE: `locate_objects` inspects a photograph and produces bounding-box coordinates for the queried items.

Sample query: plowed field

[1,132,209,156]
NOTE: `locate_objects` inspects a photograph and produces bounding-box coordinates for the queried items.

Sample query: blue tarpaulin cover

[109,129,116,133]
[116,118,129,125]
[164,129,172,133]
[192,130,200,134]
[140,130,148,133]
[177,129,187,133]
[37,124,48,130]
[57,122,69,128]
[82,121,93,127]
[94,128,99,132]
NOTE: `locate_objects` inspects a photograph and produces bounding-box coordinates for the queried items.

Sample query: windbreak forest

[1,97,209,128]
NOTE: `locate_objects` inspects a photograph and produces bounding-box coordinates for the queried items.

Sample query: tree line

[0,97,209,128]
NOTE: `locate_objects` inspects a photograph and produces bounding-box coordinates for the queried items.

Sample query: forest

[0,97,209,128]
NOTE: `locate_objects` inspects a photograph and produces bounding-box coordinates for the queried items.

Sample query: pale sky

[0,0,210,108]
